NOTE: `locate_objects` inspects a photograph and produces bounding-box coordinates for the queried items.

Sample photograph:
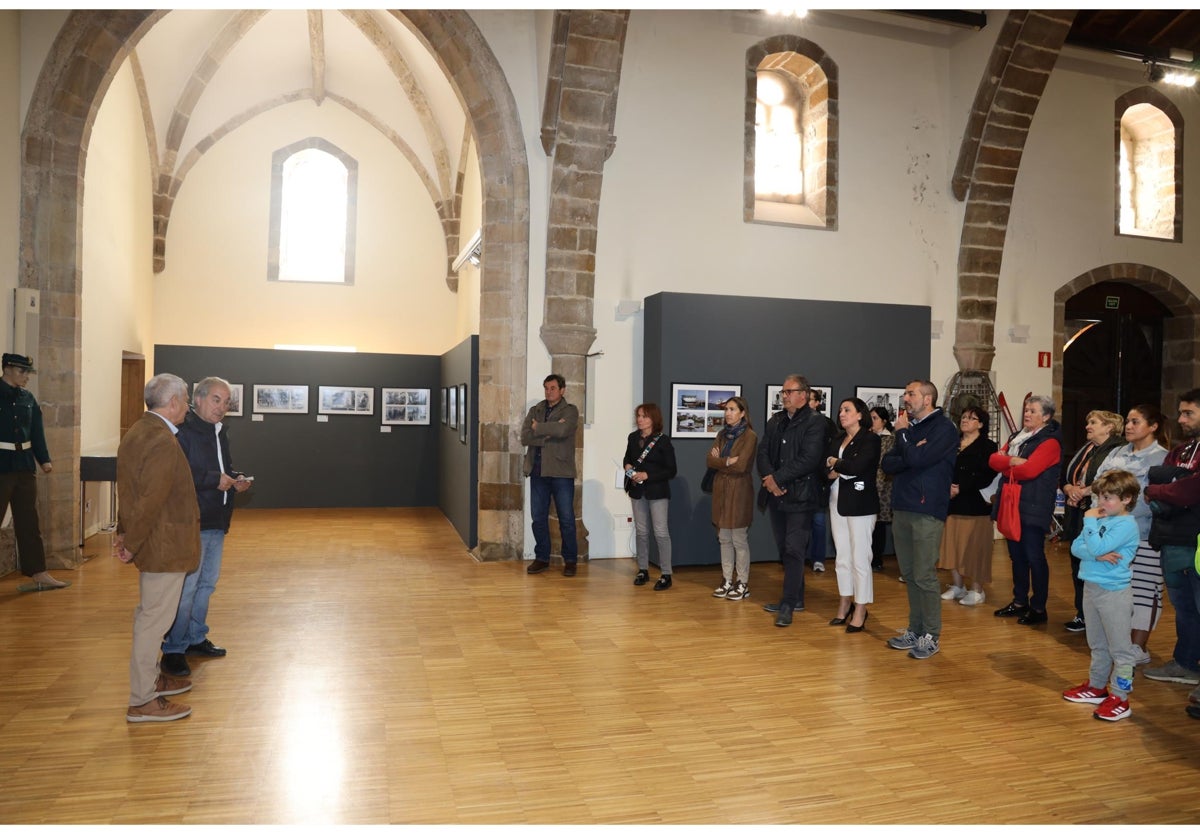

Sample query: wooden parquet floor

[1,507,1199,825]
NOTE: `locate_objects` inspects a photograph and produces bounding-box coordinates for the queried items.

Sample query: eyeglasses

[780,388,803,395]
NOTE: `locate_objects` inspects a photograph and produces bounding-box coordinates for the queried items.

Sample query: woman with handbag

[623,403,677,590]
[990,395,1063,626]
[1090,405,1169,664]
[825,397,881,631]
[707,396,757,600]
[1059,410,1126,632]
[937,406,998,606]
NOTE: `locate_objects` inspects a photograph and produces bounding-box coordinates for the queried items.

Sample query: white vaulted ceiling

[130,9,470,229]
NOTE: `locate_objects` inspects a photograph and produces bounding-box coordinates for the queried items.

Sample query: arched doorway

[21,11,530,562]
[1061,282,1170,454]
[1054,264,1200,455]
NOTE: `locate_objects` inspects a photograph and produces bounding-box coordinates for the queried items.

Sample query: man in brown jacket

[117,373,201,723]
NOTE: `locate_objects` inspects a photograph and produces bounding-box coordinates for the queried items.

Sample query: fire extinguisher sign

[1038,351,1051,368]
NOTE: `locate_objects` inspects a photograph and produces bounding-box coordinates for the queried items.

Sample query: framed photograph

[253,384,308,414]
[671,383,741,439]
[382,388,430,425]
[440,387,449,425]
[856,386,905,422]
[765,383,830,423]
[457,383,468,444]
[448,384,458,429]
[194,382,243,417]
[318,386,374,416]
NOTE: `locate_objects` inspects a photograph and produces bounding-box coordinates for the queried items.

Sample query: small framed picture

[671,383,741,439]
[856,386,905,423]
[382,388,430,425]
[253,385,308,414]
[448,385,458,430]
[441,387,449,425]
[318,386,374,416]
[457,383,468,444]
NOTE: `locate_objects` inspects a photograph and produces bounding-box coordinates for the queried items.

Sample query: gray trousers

[892,510,944,639]
[718,527,750,583]
[631,497,672,574]
[1083,580,1136,699]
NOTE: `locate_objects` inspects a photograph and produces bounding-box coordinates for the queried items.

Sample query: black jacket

[947,435,998,517]
[176,410,238,533]
[828,426,881,517]
[756,405,828,512]
[623,431,676,500]
[1060,434,1124,542]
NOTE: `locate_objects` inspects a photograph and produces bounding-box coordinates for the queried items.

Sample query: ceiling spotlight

[1145,59,1166,83]
[763,7,808,19]
[1163,70,1198,88]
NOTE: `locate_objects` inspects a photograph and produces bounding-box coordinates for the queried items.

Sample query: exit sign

[1038,351,1051,368]
[1105,296,1120,309]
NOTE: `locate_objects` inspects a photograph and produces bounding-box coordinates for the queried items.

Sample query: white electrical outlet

[613,513,632,529]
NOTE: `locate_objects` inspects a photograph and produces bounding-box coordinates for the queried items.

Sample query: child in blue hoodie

[1062,470,1141,722]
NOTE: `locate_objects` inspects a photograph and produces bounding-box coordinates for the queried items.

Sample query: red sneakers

[1093,694,1132,722]
[1062,682,1108,705]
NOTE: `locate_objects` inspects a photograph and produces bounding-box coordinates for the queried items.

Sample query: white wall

[152,98,457,355]
[80,60,156,534]
[0,11,19,353]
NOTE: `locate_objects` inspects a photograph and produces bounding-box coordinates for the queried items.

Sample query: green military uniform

[0,354,51,577]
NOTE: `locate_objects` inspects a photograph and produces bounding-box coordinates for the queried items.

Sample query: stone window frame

[268,137,359,284]
[744,35,838,230]
[1114,86,1183,243]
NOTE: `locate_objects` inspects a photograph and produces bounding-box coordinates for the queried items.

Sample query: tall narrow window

[269,138,358,284]
[745,37,837,229]
[1115,88,1182,242]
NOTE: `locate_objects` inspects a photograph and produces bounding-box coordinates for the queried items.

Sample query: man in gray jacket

[522,374,580,576]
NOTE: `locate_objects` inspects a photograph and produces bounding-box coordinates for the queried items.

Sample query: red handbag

[996,473,1022,541]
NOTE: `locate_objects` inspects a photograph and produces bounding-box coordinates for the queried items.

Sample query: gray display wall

[439,336,478,548]
[155,345,440,509]
[642,292,931,569]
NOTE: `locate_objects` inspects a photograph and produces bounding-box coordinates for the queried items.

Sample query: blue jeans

[1163,546,1200,671]
[162,530,225,653]
[1006,524,1049,613]
[530,475,576,563]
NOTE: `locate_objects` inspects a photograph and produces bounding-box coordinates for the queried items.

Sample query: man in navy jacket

[160,377,252,678]
[881,379,958,660]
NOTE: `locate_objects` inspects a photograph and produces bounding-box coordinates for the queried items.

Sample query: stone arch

[21,10,529,561]
[1053,263,1200,413]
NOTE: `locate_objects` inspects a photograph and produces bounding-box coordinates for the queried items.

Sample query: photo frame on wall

[765,383,829,423]
[856,386,905,422]
[382,388,430,425]
[448,385,458,429]
[252,384,308,414]
[441,387,449,425]
[671,383,741,438]
[195,382,243,417]
[457,384,467,443]
[318,386,374,416]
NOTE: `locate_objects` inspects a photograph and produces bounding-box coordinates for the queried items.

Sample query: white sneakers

[959,589,986,606]
[941,585,966,601]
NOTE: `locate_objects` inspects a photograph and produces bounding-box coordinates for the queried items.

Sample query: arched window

[1115,88,1182,242]
[269,138,358,284]
[745,37,837,229]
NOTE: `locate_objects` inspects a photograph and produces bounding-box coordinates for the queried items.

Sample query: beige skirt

[937,514,994,583]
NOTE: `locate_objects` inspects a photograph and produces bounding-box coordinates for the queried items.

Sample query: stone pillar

[538,10,630,563]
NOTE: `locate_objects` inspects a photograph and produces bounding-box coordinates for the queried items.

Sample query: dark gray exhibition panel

[439,335,478,547]
[155,345,440,509]
[642,292,930,569]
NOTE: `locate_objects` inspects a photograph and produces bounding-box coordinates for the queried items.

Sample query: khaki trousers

[129,571,185,706]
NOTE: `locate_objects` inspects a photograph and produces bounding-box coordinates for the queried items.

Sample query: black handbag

[700,467,716,494]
